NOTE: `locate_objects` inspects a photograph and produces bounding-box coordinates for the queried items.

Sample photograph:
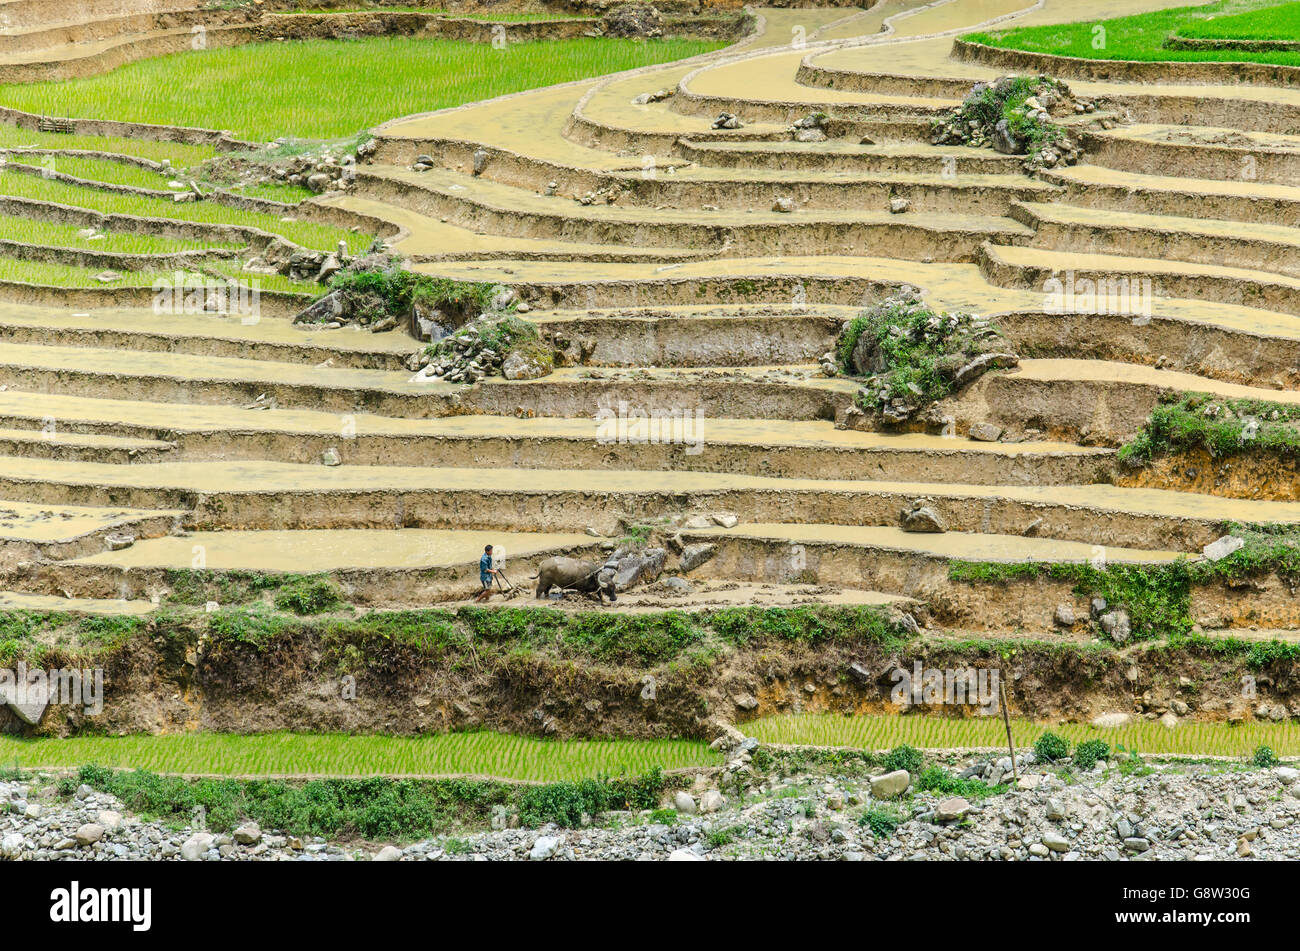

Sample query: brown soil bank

[5,604,1298,740]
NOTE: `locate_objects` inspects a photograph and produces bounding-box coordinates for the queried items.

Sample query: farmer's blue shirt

[480,553,492,585]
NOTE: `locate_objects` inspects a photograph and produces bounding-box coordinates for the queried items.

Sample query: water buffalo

[531,556,617,603]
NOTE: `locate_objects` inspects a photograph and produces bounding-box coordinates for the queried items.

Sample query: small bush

[1252,745,1280,768]
[882,744,923,775]
[1034,732,1070,762]
[274,576,344,615]
[859,806,903,839]
[1073,739,1111,770]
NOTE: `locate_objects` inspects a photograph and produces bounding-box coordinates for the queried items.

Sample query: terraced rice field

[2,0,1300,777]
[0,731,719,781]
[746,714,1300,757]
[0,36,728,141]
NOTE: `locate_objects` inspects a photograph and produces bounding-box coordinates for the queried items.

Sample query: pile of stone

[409,313,554,384]
[930,76,1093,171]
[843,290,1018,423]
[602,3,662,37]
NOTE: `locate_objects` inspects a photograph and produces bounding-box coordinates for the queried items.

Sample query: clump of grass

[859,804,904,838]
[841,292,1015,422]
[1251,744,1280,768]
[273,576,345,615]
[1073,739,1110,769]
[1034,731,1070,762]
[1119,392,1300,467]
[321,262,500,327]
[881,743,924,774]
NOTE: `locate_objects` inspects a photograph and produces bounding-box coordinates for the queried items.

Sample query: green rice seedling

[744,713,1300,758]
[0,731,718,782]
[226,181,314,204]
[0,37,728,142]
[5,155,177,191]
[0,125,219,168]
[0,212,239,256]
[0,172,370,253]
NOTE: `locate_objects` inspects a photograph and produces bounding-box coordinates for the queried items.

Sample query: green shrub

[859,806,903,839]
[274,576,344,615]
[1251,745,1280,768]
[1073,739,1111,770]
[915,765,1004,799]
[1034,732,1070,762]
[882,744,923,775]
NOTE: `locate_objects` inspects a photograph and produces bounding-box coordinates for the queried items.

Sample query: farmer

[474,544,499,602]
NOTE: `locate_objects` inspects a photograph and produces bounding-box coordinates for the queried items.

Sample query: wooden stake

[1000,675,1018,783]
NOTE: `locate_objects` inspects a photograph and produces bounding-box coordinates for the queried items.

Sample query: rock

[1092,712,1130,729]
[1159,711,1180,730]
[870,770,910,799]
[711,513,739,529]
[233,822,261,845]
[97,810,122,830]
[771,197,796,213]
[1017,774,1044,790]
[667,848,703,861]
[306,172,331,193]
[1202,534,1245,562]
[889,197,912,214]
[732,693,759,711]
[1124,837,1151,853]
[1045,798,1067,821]
[1099,609,1131,644]
[1042,830,1070,852]
[900,500,945,533]
[293,290,345,325]
[968,422,1003,442]
[674,792,698,814]
[660,576,694,595]
[0,833,22,859]
[1053,604,1075,627]
[373,845,403,862]
[991,117,1024,155]
[794,127,827,143]
[1276,766,1300,782]
[935,797,969,822]
[679,543,717,572]
[1028,842,1049,857]
[1090,597,1108,618]
[529,835,563,861]
[699,790,726,814]
[472,149,489,176]
[181,832,214,861]
[612,547,666,590]
[711,112,742,130]
[501,348,553,381]
[74,823,105,846]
